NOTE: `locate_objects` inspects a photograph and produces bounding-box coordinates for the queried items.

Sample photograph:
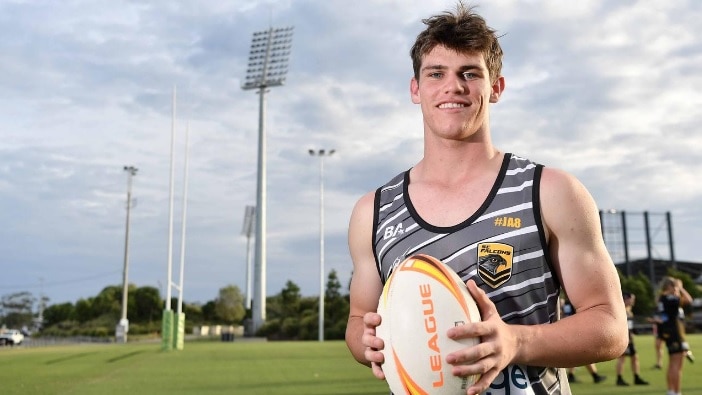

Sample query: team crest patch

[477,242,514,288]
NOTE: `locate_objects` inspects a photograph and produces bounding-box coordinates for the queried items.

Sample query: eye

[428,71,443,79]
[462,72,478,80]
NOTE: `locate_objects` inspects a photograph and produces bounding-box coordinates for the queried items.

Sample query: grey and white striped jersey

[372,153,570,395]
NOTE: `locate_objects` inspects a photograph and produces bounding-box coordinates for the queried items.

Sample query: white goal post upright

[162,86,177,351]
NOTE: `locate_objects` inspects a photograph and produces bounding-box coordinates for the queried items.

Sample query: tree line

[1,267,697,341]
[0,269,350,341]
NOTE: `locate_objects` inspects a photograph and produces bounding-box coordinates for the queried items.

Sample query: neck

[412,147,502,188]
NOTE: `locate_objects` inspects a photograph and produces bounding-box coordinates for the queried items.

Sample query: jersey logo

[477,242,514,289]
[383,223,404,240]
[386,248,411,280]
[493,216,522,228]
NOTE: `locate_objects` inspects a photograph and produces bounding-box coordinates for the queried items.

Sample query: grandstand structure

[600,210,702,286]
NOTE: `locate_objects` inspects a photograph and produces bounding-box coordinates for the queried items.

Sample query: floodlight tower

[241,205,256,310]
[117,165,138,343]
[242,26,294,333]
[309,149,334,342]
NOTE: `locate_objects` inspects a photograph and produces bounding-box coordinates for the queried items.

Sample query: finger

[466,367,500,395]
[371,361,386,380]
[364,348,385,369]
[447,341,493,366]
[447,319,487,340]
[362,331,385,350]
[364,312,382,326]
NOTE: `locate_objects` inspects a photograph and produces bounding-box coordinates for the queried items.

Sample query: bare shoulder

[348,189,383,312]
[349,190,375,238]
[539,167,600,237]
[350,190,375,217]
[348,190,377,269]
[539,167,590,202]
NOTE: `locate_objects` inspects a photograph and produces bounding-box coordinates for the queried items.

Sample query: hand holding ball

[376,254,481,394]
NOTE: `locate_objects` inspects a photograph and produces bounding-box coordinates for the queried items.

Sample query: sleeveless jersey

[373,153,570,395]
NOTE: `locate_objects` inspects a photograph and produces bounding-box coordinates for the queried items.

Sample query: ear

[489,76,505,103]
[410,77,420,104]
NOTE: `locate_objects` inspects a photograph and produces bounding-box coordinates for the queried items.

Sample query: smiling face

[410,45,504,143]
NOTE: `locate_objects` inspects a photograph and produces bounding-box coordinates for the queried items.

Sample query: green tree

[201,300,217,323]
[214,285,245,324]
[42,302,75,327]
[183,302,204,323]
[325,269,342,300]
[257,276,353,340]
[0,291,35,328]
[133,286,162,323]
[74,298,93,323]
[619,272,654,316]
[297,306,318,340]
[258,281,305,339]
[92,285,123,320]
[280,280,301,317]
[325,270,349,340]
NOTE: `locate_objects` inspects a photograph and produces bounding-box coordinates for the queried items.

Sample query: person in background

[615,292,649,386]
[656,276,693,395]
[566,364,606,384]
[648,298,665,369]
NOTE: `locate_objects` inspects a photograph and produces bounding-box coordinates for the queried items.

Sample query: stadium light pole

[309,148,334,342]
[117,165,138,343]
[241,205,256,311]
[242,26,294,334]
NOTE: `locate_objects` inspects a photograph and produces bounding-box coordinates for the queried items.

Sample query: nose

[444,73,466,94]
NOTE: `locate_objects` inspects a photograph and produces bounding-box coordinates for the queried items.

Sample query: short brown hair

[410,1,503,83]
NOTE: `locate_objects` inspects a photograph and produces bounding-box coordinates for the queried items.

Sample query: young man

[615,292,649,386]
[345,3,628,395]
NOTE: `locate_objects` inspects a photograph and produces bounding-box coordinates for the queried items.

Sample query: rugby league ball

[376,254,481,395]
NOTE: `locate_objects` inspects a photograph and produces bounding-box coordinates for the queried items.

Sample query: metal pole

[252,85,268,330]
[177,122,190,315]
[166,86,176,310]
[120,165,138,342]
[309,149,334,341]
[644,211,655,290]
[621,210,630,276]
[666,211,676,270]
[245,231,253,309]
[243,26,294,334]
[318,153,325,342]
[242,205,255,310]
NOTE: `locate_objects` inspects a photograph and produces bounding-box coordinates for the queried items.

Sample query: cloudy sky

[1,0,700,308]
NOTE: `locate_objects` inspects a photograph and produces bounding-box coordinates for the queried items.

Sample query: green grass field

[0,335,700,394]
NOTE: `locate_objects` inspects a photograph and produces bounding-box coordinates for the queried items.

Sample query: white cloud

[0,0,700,306]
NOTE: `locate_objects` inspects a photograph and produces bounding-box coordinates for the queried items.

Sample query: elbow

[603,317,630,360]
[612,329,629,359]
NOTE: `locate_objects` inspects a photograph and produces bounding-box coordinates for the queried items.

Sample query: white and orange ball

[376,254,481,395]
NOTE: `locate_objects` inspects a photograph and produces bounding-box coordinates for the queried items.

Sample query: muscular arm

[345,191,384,367]
[447,168,628,394]
[511,168,628,366]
